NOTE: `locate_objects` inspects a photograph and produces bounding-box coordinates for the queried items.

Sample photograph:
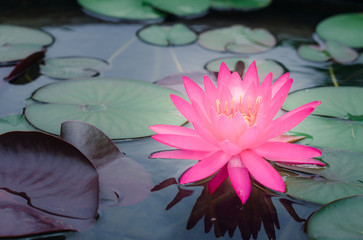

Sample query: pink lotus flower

[150,61,324,203]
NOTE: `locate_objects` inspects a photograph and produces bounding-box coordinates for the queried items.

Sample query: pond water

[1,1,363,239]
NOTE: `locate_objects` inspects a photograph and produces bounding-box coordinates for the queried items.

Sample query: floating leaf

[146,0,209,17]
[137,24,197,46]
[61,121,153,207]
[0,114,36,134]
[288,115,363,153]
[307,195,363,239]
[198,25,276,53]
[40,57,109,79]
[205,57,284,81]
[0,131,99,237]
[316,13,363,48]
[77,0,165,21]
[210,0,271,11]
[281,149,363,204]
[0,25,53,65]
[24,78,186,139]
[283,87,363,119]
[297,40,358,63]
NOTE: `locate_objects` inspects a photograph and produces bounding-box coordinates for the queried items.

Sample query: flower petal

[150,150,212,160]
[241,150,285,192]
[150,125,197,136]
[170,94,196,122]
[253,142,322,161]
[270,134,305,143]
[180,151,231,184]
[220,140,242,155]
[152,134,219,152]
[271,73,290,97]
[217,62,231,87]
[276,158,325,165]
[208,165,228,194]
[227,156,251,204]
[237,125,261,149]
[183,76,204,104]
[242,61,259,90]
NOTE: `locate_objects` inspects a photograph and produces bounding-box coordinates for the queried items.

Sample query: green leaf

[0,25,53,65]
[0,114,37,134]
[198,25,276,53]
[283,87,363,119]
[205,57,284,81]
[307,195,363,239]
[325,40,358,63]
[282,149,363,204]
[211,0,272,11]
[77,0,165,21]
[40,57,109,79]
[24,78,186,139]
[297,44,330,62]
[137,24,197,46]
[316,12,363,48]
[146,0,210,17]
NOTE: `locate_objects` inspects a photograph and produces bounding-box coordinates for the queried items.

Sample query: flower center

[216,95,260,126]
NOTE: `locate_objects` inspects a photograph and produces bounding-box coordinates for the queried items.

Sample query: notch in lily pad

[198,25,276,54]
[40,57,109,79]
[0,25,54,66]
[137,24,197,46]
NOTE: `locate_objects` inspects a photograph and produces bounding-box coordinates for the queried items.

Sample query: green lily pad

[297,40,358,63]
[316,13,363,48]
[198,25,276,54]
[288,115,363,153]
[137,24,197,46]
[205,57,284,81]
[210,0,271,11]
[0,25,53,65]
[283,87,363,119]
[40,57,109,79]
[24,78,186,139]
[0,114,37,134]
[307,195,363,239]
[282,149,363,204]
[77,0,165,21]
[146,0,210,17]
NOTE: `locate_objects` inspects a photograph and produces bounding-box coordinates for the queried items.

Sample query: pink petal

[241,61,259,92]
[208,165,228,194]
[170,94,196,122]
[270,134,305,143]
[241,150,285,192]
[253,142,322,161]
[237,126,261,149]
[271,73,290,97]
[227,156,251,203]
[220,140,242,155]
[152,134,219,152]
[150,150,212,160]
[276,158,325,165]
[183,76,204,105]
[258,72,273,97]
[217,62,231,87]
[180,151,231,184]
[150,125,198,136]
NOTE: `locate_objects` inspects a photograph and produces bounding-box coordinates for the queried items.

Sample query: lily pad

[60,121,153,207]
[40,57,109,79]
[288,115,363,153]
[0,25,53,65]
[205,57,284,81]
[0,131,99,237]
[281,149,363,204]
[307,195,363,239]
[283,87,363,119]
[77,0,165,21]
[137,24,197,46]
[0,114,37,134]
[24,78,186,139]
[316,13,363,48]
[211,0,272,11]
[146,0,209,17]
[198,25,276,53]
[297,40,358,63]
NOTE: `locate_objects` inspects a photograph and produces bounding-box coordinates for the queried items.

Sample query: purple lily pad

[0,131,99,237]
[60,121,153,207]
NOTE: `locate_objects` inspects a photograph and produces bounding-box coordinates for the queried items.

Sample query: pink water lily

[150,61,324,203]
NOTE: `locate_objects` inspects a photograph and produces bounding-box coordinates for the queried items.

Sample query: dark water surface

[1,1,363,239]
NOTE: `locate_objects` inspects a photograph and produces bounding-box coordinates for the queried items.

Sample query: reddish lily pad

[0,131,99,237]
[60,121,153,207]
[198,25,276,53]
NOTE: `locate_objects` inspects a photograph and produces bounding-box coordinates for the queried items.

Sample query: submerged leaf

[60,121,153,207]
